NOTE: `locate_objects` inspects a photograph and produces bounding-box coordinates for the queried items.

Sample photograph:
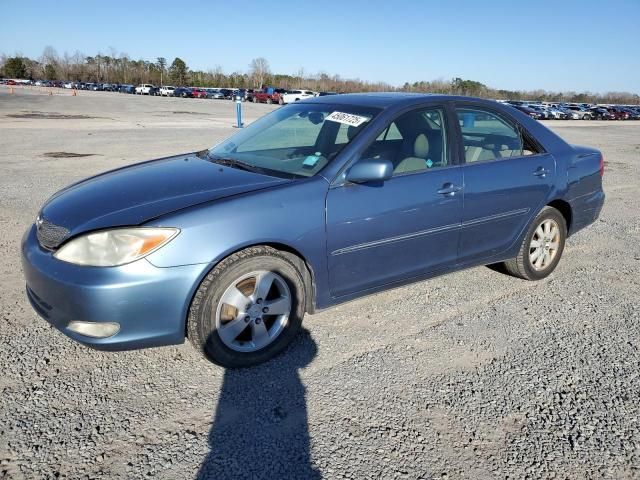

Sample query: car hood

[40,153,288,236]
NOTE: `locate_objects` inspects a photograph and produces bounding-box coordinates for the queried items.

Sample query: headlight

[54,227,179,266]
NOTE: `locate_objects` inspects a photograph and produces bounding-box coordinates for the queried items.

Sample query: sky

[1,0,639,94]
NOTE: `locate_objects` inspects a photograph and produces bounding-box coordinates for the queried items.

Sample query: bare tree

[40,46,58,64]
[156,57,167,86]
[249,57,270,88]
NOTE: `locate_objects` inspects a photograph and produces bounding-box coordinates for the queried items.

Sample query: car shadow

[196,329,321,480]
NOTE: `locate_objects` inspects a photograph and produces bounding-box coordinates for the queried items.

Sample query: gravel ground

[1,86,639,480]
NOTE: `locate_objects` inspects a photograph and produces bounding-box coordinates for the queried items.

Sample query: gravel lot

[1,86,639,480]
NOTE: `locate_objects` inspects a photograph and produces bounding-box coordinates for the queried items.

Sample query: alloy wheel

[529,219,560,271]
[215,270,292,353]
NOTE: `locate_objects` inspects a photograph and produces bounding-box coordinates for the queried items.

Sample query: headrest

[414,134,429,158]
[484,143,509,151]
[347,125,361,141]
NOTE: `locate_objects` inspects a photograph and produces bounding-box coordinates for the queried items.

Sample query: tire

[278,97,284,105]
[253,96,257,103]
[503,206,567,281]
[267,98,273,105]
[188,246,307,368]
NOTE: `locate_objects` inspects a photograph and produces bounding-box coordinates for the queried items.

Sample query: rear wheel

[188,246,307,368]
[278,97,284,105]
[253,96,257,103]
[503,206,567,280]
[267,98,273,105]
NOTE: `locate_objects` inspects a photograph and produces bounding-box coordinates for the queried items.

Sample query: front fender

[144,176,331,303]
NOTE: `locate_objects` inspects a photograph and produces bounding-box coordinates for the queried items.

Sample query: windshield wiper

[206,153,302,180]
[207,155,263,174]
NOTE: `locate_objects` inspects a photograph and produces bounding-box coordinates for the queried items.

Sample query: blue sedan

[21,93,605,367]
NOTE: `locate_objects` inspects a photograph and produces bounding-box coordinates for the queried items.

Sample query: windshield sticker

[303,154,321,167]
[325,111,370,127]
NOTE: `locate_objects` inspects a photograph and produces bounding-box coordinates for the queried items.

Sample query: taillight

[599,154,604,177]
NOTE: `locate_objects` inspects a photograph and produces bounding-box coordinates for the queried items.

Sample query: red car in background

[191,88,208,99]
[607,107,629,120]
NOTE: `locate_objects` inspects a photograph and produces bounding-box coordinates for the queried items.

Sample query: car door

[453,104,556,264]
[326,106,463,297]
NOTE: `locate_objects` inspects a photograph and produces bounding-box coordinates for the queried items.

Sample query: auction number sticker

[326,111,370,127]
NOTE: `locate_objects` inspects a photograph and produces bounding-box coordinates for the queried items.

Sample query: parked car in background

[135,84,155,95]
[217,88,234,99]
[206,88,224,99]
[513,105,544,120]
[280,89,316,105]
[606,107,630,120]
[252,87,286,104]
[160,86,176,97]
[243,89,255,102]
[191,88,208,99]
[564,106,593,120]
[545,106,569,119]
[526,105,552,119]
[22,94,605,368]
[173,87,193,98]
[317,91,338,96]
[119,84,136,94]
[622,107,640,119]
[589,107,615,120]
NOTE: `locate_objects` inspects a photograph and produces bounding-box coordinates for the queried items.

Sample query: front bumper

[21,225,209,351]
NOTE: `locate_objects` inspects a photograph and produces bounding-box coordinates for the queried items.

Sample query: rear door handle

[533,167,549,178]
[437,183,463,196]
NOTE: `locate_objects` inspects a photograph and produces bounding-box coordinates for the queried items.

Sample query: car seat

[394,134,430,174]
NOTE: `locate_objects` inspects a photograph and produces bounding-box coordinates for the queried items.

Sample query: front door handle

[437,183,463,196]
[533,167,549,178]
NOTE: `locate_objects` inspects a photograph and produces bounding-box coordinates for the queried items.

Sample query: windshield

[209,103,379,178]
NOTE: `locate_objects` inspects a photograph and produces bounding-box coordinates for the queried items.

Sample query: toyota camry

[21,93,605,367]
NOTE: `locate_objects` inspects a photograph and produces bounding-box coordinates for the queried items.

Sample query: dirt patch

[8,111,102,120]
[43,152,97,158]
[168,111,212,116]
[604,160,630,170]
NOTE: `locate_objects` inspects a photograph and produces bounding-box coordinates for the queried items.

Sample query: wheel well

[184,243,317,339]
[262,243,317,314]
[547,199,572,231]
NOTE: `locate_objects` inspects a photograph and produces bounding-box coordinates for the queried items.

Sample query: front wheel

[267,98,273,104]
[278,97,284,105]
[503,206,567,280]
[188,246,307,368]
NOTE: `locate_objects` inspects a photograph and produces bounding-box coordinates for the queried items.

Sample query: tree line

[1,47,638,105]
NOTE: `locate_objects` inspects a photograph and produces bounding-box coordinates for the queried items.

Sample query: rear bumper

[569,190,605,236]
[21,225,208,351]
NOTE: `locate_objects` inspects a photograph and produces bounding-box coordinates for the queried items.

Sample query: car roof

[300,92,501,109]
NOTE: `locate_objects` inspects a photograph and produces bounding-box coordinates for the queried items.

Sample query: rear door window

[455,108,525,162]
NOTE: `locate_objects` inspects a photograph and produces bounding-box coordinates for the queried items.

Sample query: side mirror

[346,158,393,184]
